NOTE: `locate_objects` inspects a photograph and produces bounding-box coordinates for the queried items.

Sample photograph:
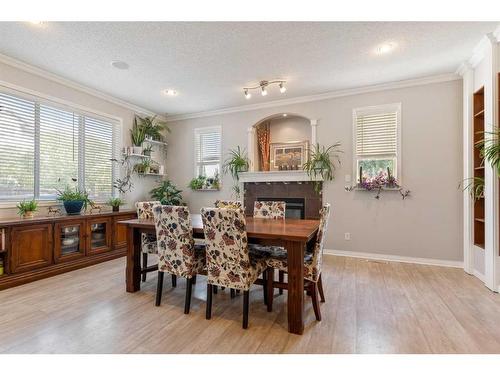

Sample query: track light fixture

[243,80,287,99]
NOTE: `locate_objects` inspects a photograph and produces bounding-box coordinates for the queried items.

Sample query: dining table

[119,214,320,335]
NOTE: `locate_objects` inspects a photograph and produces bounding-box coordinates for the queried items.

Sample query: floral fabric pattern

[153,205,206,278]
[136,201,161,254]
[253,201,286,219]
[201,208,268,291]
[214,200,243,209]
[265,203,331,282]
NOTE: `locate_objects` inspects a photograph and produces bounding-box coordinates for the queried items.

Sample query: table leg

[126,226,142,292]
[285,239,305,335]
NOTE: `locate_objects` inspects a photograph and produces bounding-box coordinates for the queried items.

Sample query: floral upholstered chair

[135,201,161,282]
[253,201,286,219]
[214,200,243,209]
[265,203,331,321]
[152,205,206,314]
[200,207,270,329]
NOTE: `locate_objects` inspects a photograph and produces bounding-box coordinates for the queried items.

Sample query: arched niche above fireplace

[246,113,318,172]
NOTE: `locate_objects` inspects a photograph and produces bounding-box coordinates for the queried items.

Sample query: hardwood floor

[1,255,500,353]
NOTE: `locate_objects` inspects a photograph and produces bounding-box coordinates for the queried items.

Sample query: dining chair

[135,201,162,283]
[152,205,206,314]
[200,207,270,329]
[265,203,331,321]
[214,200,243,209]
[253,201,286,219]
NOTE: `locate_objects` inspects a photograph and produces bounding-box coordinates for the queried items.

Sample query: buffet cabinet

[0,210,136,290]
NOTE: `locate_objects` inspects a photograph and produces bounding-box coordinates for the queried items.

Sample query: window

[353,103,401,183]
[194,126,221,178]
[0,87,120,201]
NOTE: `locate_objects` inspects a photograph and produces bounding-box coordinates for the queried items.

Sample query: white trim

[0,53,158,117]
[324,249,463,268]
[473,269,486,283]
[165,73,459,122]
[238,170,321,183]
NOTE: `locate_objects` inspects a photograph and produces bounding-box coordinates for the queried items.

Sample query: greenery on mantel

[302,142,342,192]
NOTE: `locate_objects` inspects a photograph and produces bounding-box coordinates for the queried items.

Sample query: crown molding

[455,61,472,77]
[0,52,158,117]
[494,25,500,42]
[165,73,460,122]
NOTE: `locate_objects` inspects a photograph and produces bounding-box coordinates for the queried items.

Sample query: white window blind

[356,112,397,157]
[0,92,35,200]
[0,86,120,201]
[194,126,221,178]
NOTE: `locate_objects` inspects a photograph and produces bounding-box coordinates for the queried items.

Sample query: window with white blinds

[0,87,120,201]
[194,126,221,178]
[353,103,401,182]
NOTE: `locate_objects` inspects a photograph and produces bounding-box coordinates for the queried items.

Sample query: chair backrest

[135,201,161,219]
[253,201,286,219]
[152,205,197,278]
[200,207,253,290]
[214,200,242,209]
[309,203,331,282]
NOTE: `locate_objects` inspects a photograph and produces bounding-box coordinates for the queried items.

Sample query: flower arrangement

[346,167,410,200]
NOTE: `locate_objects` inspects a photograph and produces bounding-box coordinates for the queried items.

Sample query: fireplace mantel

[238,170,322,183]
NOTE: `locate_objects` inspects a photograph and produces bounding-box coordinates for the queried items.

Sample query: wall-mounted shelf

[192,188,220,192]
[137,173,166,177]
[144,139,168,147]
[474,109,485,118]
[123,153,151,159]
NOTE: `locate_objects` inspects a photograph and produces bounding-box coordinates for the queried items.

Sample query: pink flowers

[359,169,398,191]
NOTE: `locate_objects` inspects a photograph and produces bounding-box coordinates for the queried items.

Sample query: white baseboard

[324,249,464,268]
[472,269,486,283]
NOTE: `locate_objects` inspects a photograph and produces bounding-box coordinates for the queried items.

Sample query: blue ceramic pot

[63,200,84,215]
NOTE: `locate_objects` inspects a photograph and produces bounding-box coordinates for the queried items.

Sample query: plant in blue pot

[56,186,92,215]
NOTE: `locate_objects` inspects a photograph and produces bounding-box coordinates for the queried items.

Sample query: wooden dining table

[119,214,320,335]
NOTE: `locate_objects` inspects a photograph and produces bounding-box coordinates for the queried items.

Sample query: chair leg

[184,277,193,314]
[311,282,322,321]
[278,270,284,295]
[318,274,326,303]
[242,290,249,329]
[213,285,218,294]
[206,283,213,319]
[171,274,177,287]
[230,288,236,299]
[155,271,164,306]
[221,287,225,290]
[142,253,148,282]
[262,271,268,306]
[192,275,197,284]
[266,268,274,312]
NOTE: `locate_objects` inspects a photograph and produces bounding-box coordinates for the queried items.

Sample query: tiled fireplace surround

[243,181,322,219]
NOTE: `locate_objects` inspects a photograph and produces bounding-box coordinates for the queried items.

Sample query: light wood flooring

[1,255,500,353]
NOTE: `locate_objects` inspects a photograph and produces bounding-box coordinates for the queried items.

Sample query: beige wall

[0,61,162,218]
[269,116,311,144]
[166,79,463,262]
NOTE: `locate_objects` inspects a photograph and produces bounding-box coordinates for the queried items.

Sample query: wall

[166,79,463,262]
[269,116,311,144]
[0,60,163,218]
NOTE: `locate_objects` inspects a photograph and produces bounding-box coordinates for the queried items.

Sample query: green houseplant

[150,180,183,205]
[107,197,124,212]
[136,115,170,142]
[303,142,342,192]
[222,146,249,199]
[16,199,38,219]
[461,177,485,201]
[142,144,153,157]
[56,186,92,215]
[130,119,146,154]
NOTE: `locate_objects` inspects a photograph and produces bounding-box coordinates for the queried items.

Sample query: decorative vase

[63,200,84,215]
[112,206,120,212]
[143,150,151,157]
[22,211,34,219]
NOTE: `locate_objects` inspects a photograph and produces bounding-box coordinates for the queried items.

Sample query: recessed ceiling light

[283,113,287,117]
[376,42,396,55]
[162,89,178,97]
[28,21,44,26]
[110,60,129,70]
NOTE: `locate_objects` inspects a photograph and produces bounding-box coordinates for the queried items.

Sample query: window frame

[0,83,122,205]
[352,103,402,185]
[193,125,222,178]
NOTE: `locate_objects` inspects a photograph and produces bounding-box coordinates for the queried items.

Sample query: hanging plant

[302,142,342,192]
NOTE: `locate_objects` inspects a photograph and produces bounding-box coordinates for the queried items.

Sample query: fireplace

[258,197,305,219]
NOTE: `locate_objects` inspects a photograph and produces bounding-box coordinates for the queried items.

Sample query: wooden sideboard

[0,210,136,290]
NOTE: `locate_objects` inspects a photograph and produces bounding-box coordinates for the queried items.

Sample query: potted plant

[56,186,92,215]
[189,176,207,190]
[130,118,146,155]
[303,142,342,192]
[150,180,184,205]
[107,197,124,212]
[136,115,170,142]
[16,199,38,219]
[142,144,153,157]
[222,146,249,180]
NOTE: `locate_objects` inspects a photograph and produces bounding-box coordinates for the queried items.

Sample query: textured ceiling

[0,22,497,115]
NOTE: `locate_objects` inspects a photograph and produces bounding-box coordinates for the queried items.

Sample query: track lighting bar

[243,80,287,99]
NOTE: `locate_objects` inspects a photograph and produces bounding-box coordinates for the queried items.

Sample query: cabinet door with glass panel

[86,217,112,255]
[54,219,86,263]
